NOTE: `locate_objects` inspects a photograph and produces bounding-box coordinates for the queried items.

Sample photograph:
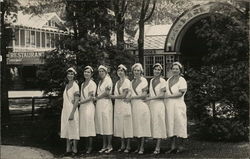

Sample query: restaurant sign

[7,52,45,65]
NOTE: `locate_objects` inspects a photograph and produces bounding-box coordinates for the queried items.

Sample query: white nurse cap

[118,64,127,71]
[172,62,183,69]
[67,67,77,74]
[98,65,108,72]
[85,65,93,72]
[153,63,163,70]
[131,63,143,72]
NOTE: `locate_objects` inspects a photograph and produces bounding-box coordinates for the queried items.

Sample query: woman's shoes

[71,152,78,157]
[165,148,177,154]
[117,147,125,152]
[124,148,131,153]
[86,148,92,154]
[153,149,160,155]
[176,147,186,153]
[99,148,107,153]
[105,147,113,154]
[133,149,139,153]
[138,149,144,155]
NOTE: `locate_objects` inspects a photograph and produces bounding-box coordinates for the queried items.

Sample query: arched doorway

[164,1,248,122]
[179,17,210,68]
[165,2,244,51]
[164,1,245,68]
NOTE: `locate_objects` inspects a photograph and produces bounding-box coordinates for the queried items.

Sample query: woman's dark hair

[153,64,163,74]
[117,67,127,75]
[65,70,76,84]
[84,67,93,74]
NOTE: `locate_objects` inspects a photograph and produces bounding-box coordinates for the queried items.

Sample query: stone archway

[164,2,244,52]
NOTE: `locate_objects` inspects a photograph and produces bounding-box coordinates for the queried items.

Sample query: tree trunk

[138,20,144,65]
[116,13,125,50]
[212,101,216,119]
[1,10,10,124]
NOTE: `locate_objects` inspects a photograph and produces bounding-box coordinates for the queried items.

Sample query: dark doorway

[180,17,210,69]
[9,65,39,90]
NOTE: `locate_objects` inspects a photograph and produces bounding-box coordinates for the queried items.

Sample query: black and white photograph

[1,0,249,158]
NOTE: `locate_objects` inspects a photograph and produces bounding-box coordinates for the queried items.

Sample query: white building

[6,11,69,89]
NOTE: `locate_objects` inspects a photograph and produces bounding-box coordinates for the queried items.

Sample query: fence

[8,96,59,120]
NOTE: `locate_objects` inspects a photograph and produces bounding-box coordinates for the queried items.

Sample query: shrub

[194,117,249,142]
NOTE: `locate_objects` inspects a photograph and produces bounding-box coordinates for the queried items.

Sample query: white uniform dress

[61,81,80,140]
[79,80,97,137]
[165,76,187,138]
[131,77,151,138]
[149,77,167,139]
[95,75,113,135]
[114,78,133,138]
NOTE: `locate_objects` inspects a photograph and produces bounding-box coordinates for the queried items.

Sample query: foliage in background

[184,2,249,141]
[1,0,21,123]
[193,117,248,142]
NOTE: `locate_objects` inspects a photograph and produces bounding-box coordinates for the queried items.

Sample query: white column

[45,31,47,49]
[49,32,51,48]
[24,29,26,48]
[39,31,42,48]
[18,28,20,49]
[12,28,15,51]
[35,30,37,49]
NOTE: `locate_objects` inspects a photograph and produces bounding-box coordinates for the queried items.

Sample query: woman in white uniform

[165,62,188,154]
[145,63,167,154]
[127,63,151,155]
[79,66,96,154]
[95,65,113,154]
[110,64,133,153]
[60,67,80,156]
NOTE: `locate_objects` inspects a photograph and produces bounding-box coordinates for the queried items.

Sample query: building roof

[6,11,67,32]
[133,24,172,50]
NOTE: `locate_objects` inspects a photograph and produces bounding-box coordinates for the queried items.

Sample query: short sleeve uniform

[165,76,187,138]
[61,81,80,140]
[79,80,97,137]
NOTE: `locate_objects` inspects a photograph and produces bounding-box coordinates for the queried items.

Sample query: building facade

[129,24,180,79]
[7,11,69,90]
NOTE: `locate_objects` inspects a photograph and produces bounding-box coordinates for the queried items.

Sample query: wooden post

[31,97,35,120]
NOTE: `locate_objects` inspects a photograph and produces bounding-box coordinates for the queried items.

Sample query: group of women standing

[60,62,187,156]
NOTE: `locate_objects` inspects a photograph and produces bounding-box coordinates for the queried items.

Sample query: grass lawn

[2,115,249,158]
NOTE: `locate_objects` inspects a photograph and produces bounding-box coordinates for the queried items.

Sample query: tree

[150,0,193,24]
[112,0,128,50]
[184,1,249,141]
[137,0,156,65]
[34,0,135,95]
[124,0,192,64]
[1,0,20,124]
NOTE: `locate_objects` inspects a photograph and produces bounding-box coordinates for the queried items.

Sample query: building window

[51,21,55,27]
[15,29,19,46]
[25,30,30,47]
[51,33,55,48]
[144,55,165,78]
[145,56,154,77]
[55,34,59,47]
[36,31,40,48]
[165,54,180,78]
[165,55,175,71]
[42,32,45,48]
[20,30,25,46]
[46,33,50,48]
[31,31,35,47]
